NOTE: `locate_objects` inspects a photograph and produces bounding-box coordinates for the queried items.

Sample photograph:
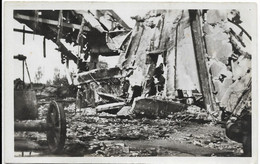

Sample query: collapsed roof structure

[13,9,252,119]
[14,10,131,60]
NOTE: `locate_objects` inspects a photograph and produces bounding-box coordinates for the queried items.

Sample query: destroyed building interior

[12,9,252,157]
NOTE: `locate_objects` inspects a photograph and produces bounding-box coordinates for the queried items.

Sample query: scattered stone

[64,142,86,156]
[16,101,243,157]
[203,140,211,145]
[193,140,203,147]
[208,142,215,148]
[81,108,97,116]
[98,112,117,118]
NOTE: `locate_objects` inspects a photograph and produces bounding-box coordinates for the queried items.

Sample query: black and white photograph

[2,1,258,163]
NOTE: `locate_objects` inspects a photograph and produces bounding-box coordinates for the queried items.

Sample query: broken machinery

[14,54,67,154]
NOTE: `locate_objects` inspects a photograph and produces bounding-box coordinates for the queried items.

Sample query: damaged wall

[75,9,252,115]
[118,10,201,100]
[202,10,252,112]
[76,9,203,108]
[118,9,252,115]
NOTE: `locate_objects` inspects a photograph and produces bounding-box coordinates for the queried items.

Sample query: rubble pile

[66,112,176,142]
[65,105,243,156]
[15,101,244,157]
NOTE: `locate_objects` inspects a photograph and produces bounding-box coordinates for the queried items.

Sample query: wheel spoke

[53,109,57,122]
[50,108,60,126]
[54,130,60,144]
[53,135,58,145]
[51,113,56,124]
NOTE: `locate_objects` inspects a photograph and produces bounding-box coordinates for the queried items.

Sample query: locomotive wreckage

[13,9,252,155]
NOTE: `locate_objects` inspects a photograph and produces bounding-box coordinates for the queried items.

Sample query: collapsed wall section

[119,10,201,101]
[202,10,252,113]
[75,9,252,117]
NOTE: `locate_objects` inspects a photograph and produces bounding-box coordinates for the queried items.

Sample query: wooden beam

[233,80,251,115]
[97,92,125,102]
[57,10,63,41]
[96,102,125,112]
[43,37,46,58]
[77,67,122,84]
[22,25,25,44]
[14,13,91,31]
[189,10,215,112]
[55,40,78,63]
[14,28,78,64]
[14,121,49,132]
[106,10,132,30]
[13,28,34,34]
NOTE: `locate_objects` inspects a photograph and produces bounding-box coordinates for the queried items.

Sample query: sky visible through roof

[12,9,148,84]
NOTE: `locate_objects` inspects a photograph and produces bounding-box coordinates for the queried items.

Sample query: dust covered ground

[15,103,243,157]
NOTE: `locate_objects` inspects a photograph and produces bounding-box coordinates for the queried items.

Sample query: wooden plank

[96,102,125,112]
[14,13,91,31]
[55,40,78,63]
[77,67,122,84]
[189,10,215,112]
[97,92,125,102]
[57,10,63,41]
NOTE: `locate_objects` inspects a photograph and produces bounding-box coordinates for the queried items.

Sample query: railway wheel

[46,101,66,154]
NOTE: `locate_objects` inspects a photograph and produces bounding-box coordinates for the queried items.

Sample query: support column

[165,46,176,98]
[189,10,215,112]
[22,60,25,83]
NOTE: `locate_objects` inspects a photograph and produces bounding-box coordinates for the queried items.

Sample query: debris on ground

[15,103,243,157]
